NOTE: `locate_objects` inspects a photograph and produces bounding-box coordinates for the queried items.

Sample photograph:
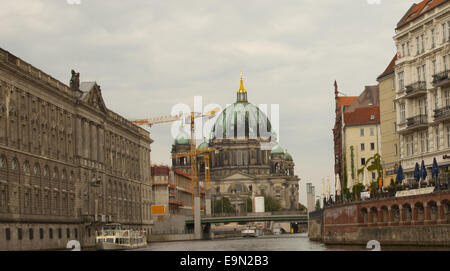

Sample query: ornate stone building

[172,75,300,213]
[394,0,450,184]
[0,48,153,250]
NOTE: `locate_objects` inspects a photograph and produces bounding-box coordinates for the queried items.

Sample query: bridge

[185,211,308,225]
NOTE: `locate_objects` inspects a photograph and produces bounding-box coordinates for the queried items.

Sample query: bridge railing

[205,210,307,218]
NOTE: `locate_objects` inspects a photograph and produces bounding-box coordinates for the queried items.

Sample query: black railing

[432,70,450,85]
[434,105,450,120]
[406,114,428,127]
[326,176,449,207]
[207,210,307,218]
[405,81,427,96]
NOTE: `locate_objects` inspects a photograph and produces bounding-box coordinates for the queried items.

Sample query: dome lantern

[237,71,248,102]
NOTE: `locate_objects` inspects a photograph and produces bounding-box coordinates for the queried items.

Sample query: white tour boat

[95,223,147,250]
[241,226,263,237]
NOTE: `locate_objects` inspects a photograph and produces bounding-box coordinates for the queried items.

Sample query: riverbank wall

[307,210,323,242]
[309,190,450,246]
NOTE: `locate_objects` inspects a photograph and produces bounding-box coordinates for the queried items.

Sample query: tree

[315,199,321,210]
[213,197,235,214]
[343,150,348,194]
[357,153,383,189]
[352,182,365,200]
[298,202,307,212]
[350,146,355,180]
[246,197,252,213]
[264,196,281,212]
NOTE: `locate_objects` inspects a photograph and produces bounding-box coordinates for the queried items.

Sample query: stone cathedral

[172,75,300,213]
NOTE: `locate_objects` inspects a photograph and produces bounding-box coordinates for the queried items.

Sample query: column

[98,126,104,165]
[411,205,417,225]
[84,120,89,159]
[437,201,445,224]
[399,205,405,225]
[424,202,431,225]
[388,207,394,226]
[75,117,82,157]
[377,209,384,226]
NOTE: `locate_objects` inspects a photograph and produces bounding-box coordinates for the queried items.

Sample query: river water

[134,233,450,251]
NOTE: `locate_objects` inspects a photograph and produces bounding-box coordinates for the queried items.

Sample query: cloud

[0,0,415,205]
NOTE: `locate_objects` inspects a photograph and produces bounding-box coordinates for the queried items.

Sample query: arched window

[33,163,40,176]
[11,158,18,171]
[61,170,67,181]
[23,161,30,175]
[0,155,6,169]
[43,166,49,177]
[53,167,58,179]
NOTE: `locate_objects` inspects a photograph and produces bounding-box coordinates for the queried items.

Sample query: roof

[151,165,170,176]
[174,130,190,144]
[377,55,398,80]
[344,86,379,113]
[344,106,380,126]
[174,169,192,179]
[197,141,209,150]
[284,152,293,161]
[396,0,446,30]
[336,96,358,110]
[271,145,284,154]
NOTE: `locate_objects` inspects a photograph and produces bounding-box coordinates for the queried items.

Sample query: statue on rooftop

[70,69,80,91]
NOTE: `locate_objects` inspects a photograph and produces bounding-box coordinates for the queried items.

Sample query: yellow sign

[152,205,166,214]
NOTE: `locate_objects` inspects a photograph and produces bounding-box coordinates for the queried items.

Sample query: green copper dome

[198,141,209,151]
[174,130,190,145]
[271,145,284,155]
[284,152,293,161]
[210,102,275,140]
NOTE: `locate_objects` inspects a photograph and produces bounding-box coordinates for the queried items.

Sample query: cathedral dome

[271,145,284,155]
[198,141,209,151]
[284,152,293,161]
[210,74,274,140]
[174,130,190,145]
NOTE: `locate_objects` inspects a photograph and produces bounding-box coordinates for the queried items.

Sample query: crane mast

[130,108,219,216]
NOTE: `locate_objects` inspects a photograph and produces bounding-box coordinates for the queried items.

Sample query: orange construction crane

[131,108,219,214]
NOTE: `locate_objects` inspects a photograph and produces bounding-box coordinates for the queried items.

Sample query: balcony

[434,105,450,122]
[432,70,450,87]
[405,114,428,131]
[405,81,427,98]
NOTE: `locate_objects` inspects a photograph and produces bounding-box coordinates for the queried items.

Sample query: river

[133,233,450,251]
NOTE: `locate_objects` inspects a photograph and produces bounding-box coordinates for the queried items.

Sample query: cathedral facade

[172,75,300,213]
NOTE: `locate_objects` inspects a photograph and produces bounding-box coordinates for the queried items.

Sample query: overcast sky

[0,0,415,205]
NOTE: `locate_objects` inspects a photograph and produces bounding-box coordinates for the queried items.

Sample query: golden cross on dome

[240,70,243,80]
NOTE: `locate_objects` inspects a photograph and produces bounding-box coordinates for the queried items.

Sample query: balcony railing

[434,105,450,121]
[406,114,428,129]
[405,81,427,97]
[432,70,450,86]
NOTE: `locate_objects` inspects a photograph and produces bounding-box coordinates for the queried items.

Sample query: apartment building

[378,55,401,186]
[394,0,450,184]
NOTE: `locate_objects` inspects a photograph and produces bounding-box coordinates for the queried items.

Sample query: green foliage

[357,153,383,188]
[352,183,365,199]
[265,196,281,212]
[246,197,252,213]
[213,197,235,214]
[342,187,351,200]
[350,146,355,180]
[315,199,321,210]
[298,202,307,211]
[369,181,378,191]
[343,150,348,190]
